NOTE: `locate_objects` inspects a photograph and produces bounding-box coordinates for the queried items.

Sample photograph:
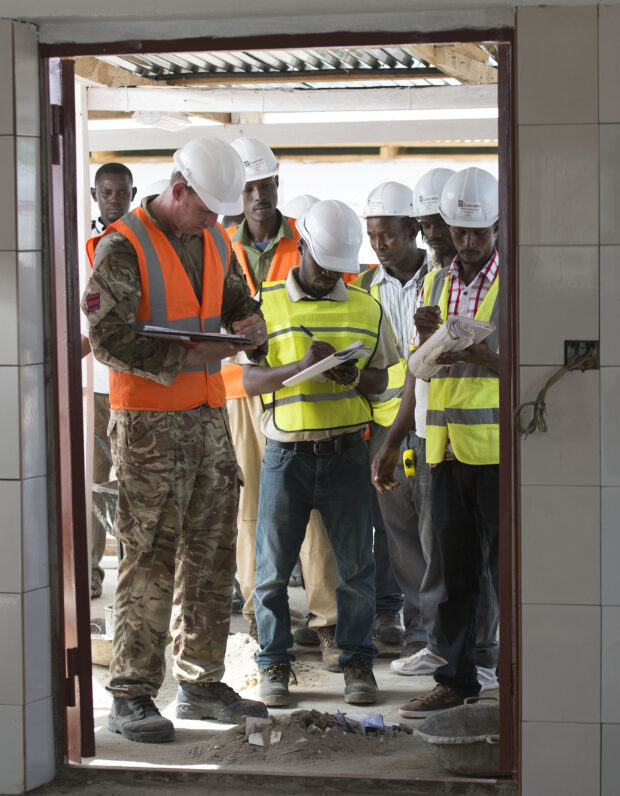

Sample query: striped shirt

[369,251,428,359]
[411,248,499,348]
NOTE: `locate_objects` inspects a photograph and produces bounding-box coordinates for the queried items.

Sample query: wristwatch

[347,367,361,389]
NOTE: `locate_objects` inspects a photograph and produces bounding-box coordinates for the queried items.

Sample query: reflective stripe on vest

[223,218,300,399]
[93,207,230,411]
[352,267,406,427]
[424,265,499,465]
[260,281,381,432]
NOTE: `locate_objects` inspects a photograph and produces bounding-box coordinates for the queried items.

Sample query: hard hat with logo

[361,181,414,218]
[281,193,320,221]
[297,199,362,274]
[439,167,499,229]
[230,137,279,183]
[173,138,245,215]
[413,168,456,217]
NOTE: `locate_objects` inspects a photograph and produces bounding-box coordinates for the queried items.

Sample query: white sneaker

[477,666,499,691]
[390,647,447,676]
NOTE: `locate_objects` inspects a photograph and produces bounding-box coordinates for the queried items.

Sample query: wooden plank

[74,56,155,87]
[407,44,497,84]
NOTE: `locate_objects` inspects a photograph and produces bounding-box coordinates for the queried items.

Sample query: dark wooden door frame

[41,24,519,784]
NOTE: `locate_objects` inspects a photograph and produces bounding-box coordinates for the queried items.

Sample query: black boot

[108,696,175,743]
[176,681,268,722]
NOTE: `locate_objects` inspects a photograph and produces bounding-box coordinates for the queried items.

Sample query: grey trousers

[368,423,427,644]
[413,435,499,668]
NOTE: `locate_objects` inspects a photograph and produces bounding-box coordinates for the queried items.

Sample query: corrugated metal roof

[97,45,478,87]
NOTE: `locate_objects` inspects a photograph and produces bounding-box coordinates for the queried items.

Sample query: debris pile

[186,710,414,766]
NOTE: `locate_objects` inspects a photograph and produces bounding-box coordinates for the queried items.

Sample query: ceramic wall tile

[519,245,599,366]
[522,722,600,796]
[520,367,600,486]
[19,364,46,479]
[0,367,21,480]
[23,588,51,703]
[599,5,620,124]
[12,23,38,138]
[601,368,620,486]
[602,606,620,723]
[15,136,40,252]
[517,5,598,125]
[0,594,23,705]
[22,477,48,593]
[0,137,16,251]
[521,485,600,605]
[602,487,620,605]
[18,251,44,366]
[518,124,599,246]
[600,125,620,245]
[0,251,18,366]
[0,22,14,136]
[600,246,620,366]
[0,705,24,795]
[522,604,600,723]
[602,723,620,796]
[24,698,53,792]
[0,481,22,594]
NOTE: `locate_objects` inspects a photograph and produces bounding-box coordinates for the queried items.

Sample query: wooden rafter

[73,57,155,87]
[406,44,497,84]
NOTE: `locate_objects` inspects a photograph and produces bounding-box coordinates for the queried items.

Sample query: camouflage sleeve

[80,232,188,386]
[221,248,268,362]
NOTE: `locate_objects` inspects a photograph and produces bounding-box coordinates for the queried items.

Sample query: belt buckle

[312,438,341,456]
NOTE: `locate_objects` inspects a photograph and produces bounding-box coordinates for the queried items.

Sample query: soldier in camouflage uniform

[81,138,269,744]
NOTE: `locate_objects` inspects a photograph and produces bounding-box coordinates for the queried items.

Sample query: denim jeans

[253,434,377,670]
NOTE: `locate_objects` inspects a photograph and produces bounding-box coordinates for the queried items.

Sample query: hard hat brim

[245,166,279,182]
[438,207,499,229]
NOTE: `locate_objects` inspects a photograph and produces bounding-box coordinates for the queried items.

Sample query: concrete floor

[72,554,509,796]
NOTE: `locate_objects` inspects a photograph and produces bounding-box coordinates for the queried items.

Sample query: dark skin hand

[184,313,266,367]
[413,305,499,372]
[370,369,416,494]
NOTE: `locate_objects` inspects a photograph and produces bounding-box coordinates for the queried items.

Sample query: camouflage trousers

[106,403,240,699]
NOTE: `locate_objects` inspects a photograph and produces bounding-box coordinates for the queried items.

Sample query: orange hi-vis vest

[222,217,300,399]
[89,206,232,412]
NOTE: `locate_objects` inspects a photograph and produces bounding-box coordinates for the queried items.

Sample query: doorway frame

[41,24,519,788]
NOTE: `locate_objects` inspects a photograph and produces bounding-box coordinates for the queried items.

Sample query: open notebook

[282,341,372,387]
[408,316,495,381]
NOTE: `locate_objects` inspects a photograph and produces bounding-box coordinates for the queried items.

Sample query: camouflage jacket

[81,199,265,387]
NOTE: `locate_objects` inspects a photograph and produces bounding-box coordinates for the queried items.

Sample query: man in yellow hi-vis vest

[393,167,501,719]
[242,200,399,708]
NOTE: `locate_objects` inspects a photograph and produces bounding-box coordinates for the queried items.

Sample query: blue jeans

[253,434,377,670]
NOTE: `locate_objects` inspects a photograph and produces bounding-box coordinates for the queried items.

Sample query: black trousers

[431,459,499,697]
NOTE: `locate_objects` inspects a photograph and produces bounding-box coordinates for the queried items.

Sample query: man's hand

[371,444,401,494]
[436,340,499,370]
[185,339,257,367]
[327,362,357,385]
[414,304,442,344]
[232,313,268,345]
[298,340,336,371]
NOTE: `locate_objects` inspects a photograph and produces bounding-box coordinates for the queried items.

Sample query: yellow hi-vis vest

[352,266,407,427]
[260,280,382,433]
[424,266,500,465]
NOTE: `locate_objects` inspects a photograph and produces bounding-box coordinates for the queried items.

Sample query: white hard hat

[141,179,170,200]
[439,167,499,229]
[413,168,456,217]
[173,138,245,215]
[281,193,320,221]
[361,181,413,218]
[296,200,362,274]
[230,137,279,182]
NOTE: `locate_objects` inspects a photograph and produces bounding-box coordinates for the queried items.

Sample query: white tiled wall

[518,4,617,794]
[0,19,54,795]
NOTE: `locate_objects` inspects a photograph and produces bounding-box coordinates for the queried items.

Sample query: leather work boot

[342,659,378,705]
[176,681,267,723]
[259,663,293,707]
[399,683,464,718]
[316,625,340,672]
[293,614,319,646]
[108,695,175,743]
[374,610,405,645]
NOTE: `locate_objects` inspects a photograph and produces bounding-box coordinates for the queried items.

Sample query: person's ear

[90,187,97,202]
[131,187,137,201]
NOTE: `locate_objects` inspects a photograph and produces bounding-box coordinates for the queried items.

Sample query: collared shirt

[230,211,294,285]
[368,249,428,360]
[92,217,105,235]
[410,248,499,349]
[256,267,399,443]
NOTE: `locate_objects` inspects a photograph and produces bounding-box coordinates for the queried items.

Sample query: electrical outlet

[564,340,599,370]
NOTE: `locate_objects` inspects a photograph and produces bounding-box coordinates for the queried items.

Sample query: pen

[299,324,320,342]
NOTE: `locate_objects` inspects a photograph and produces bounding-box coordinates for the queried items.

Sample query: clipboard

[138,324,253,345]
[282,341,372,387]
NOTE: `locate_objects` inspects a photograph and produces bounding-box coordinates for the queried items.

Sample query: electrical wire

[513,347,596,438]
